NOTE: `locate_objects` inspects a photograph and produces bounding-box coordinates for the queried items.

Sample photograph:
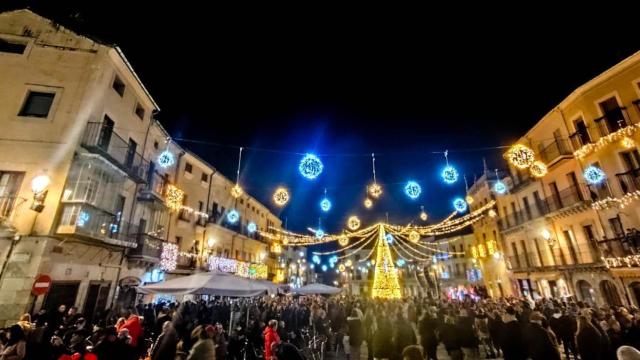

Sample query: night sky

[3,2,640,233]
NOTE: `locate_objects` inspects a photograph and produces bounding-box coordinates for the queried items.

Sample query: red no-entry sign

[32,274,52,296]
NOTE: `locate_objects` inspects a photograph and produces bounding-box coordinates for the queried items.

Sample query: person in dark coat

[521,312,561,360]
[93,326,128,360]
[488,310,504,358]
[439,314,462,360]
[577,315,603,360]
[394,313,417,360]
[150,321,179,360]
[499,307,526,360]
[373,316,393,360]
[457,308,479,359]
[418,309,440,360]
[558,308,579,359]
[347,310,364,360]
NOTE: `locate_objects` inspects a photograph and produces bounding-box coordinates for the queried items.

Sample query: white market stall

[140,271,276,297]
[293,283,342,295]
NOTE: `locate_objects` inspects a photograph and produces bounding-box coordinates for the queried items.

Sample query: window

[125,139,137,167]
[522,196,532,220]
[153,141,159,150]
[0,38,26,54]
[134,103,145,120]
[201,172,208,183]
[112,75,125,97]
[185,163,193,174]
[609,217,624,237]
[573,118,591,147]
[198,201,204,212]
[19,91,55,118]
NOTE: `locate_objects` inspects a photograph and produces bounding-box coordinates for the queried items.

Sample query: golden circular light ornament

[507,144,535,169]
[369,183,383,198]
[488,209,497,218]
[465,195,474,205]
[622,137,635,149]
[364,198,373,208]
[273,187,290,206]
[338,264,346,272]
[282,237,289,245]
[231,184,243,198]
[529,161,548,178]
[408,230,420,243]
[347,216,361,230]
[420,211,428,221]
[345,259,353,267]
[338,236,349,247]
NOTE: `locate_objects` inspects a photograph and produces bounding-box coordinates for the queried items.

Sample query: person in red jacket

[117,313,143,348]
[263,319,281,360]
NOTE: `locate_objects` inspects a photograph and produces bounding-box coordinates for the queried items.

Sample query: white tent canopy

[140,271,275,297]
[294,283,342,295]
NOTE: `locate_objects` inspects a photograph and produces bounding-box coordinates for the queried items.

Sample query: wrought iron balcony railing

[539,139,573,164]
[594,107,632,137]
[128,233,164,261]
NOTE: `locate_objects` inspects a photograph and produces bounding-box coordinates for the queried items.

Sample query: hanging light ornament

[385,233,394,244]
[338,264,346,272]
[364,198,373,209]
[368,153,383,198]
[273,187,290,206]
[622,137,635,149]
[583,165,606,185]
[320,188,331,212]
[315,229,325,239]
[404,181,422,199]
[409,230,420,243]
[231,147,244,198]
[299,153,324,180]
[226,209,240,223]
[158,150,175,169]
[165,184,184,212]
[419,206,428,221]
[488,209,497,218]
[247,222,257,234]
[493,169,507,194]
[453,197,468,212]
[347,215,361,230]
[441,150,458,184]
[345,259,353,267]
[529,161,548,178]
[338,236,349,247]
[465,195,474,205]
[312,255,321,264]
[506,144,535,169]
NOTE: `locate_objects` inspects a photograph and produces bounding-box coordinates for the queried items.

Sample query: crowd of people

[2,292,640,360]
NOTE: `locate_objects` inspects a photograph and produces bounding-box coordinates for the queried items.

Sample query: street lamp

[541,229,556,247]
[30,173,50,212]
[207,237,216,248]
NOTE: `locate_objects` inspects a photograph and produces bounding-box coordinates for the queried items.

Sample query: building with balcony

[475,50,640,307]
[0,9,179,325]
[168,150,284,281]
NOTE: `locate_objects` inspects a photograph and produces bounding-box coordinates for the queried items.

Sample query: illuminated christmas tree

[372,225,402,299]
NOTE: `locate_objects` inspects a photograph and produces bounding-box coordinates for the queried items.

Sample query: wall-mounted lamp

[30,174,50,213]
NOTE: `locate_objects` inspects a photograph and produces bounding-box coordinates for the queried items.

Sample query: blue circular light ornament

[320,198,331,212]
[441,165,459,184]
[493,181,507,194]
[315,229,325,239]
[404,181,422,199]
[396,259,406,267]
[583,165,606,185]
[226,209,239,224]
[453,198,468,212]
[157,150,175,168]
[247,222,257,234]
[330,255,338,263]
[321,265,328,272]
[299,153,324,180]
[312,255,321,264]
[385,234,394,244]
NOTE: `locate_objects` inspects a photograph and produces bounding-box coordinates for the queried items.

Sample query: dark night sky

[3,2,640,233]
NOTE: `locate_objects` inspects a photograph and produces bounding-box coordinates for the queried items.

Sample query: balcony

[569,129,593,151]
[616,168,640,194]
[128,234,163,263]
[56,203,137,248]
[499,185,586,231]
[507,249,601,272]
[599,234,640,259]
[81,122,149,183]
[594,107,632,137]
[539,139,572,165]
[138,171,167,203]
[0,195,25,225]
